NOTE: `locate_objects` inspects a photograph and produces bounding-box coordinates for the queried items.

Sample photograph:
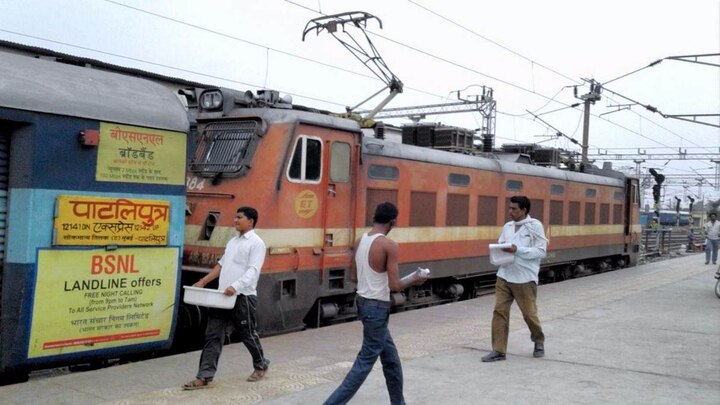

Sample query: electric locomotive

[181,87,641,336]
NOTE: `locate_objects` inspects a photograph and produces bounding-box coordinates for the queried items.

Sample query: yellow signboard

[96,122,186,185]
[28,247,179,358]
[54,195,170,246]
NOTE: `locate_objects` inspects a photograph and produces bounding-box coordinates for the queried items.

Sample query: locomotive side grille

[190,121,259,174]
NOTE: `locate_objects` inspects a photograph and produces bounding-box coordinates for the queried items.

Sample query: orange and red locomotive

[181,88,641,336]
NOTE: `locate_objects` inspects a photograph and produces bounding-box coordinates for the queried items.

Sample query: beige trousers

[490,277,544,353]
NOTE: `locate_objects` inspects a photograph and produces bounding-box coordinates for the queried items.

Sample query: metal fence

[641,227,701,260]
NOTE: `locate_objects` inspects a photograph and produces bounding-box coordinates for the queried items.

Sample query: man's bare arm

[193,263,221,287]
[349,239,361,283]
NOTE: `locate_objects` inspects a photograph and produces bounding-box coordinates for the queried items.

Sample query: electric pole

[575,79,602,165]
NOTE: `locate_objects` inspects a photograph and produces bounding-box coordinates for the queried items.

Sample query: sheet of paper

[489,243,515,266]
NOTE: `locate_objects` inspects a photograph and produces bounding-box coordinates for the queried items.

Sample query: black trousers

[196,294,269,380]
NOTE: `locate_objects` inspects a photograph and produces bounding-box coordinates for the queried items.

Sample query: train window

[530,199,544,223]
[477,196,497,226]
[330,142,351,183]
[550,184,564,195]
[368,164,399,180]
[569,201,580,225]
[449,173,470,187]
[410,192,436,226]
[506,180,523,191]
[447,194,469,226]
[585,203,596,225]
[585,188,597,198]
[287,135,322,184]
[366,188,398,226]
[190,120,260,175]
[613,204,623,224]
[614,191,624,200]
[633,184,639,204]
[550,201,563,225]
[600,203,610,224]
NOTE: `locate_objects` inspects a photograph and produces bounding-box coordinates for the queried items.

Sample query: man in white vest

[325,202,425,405]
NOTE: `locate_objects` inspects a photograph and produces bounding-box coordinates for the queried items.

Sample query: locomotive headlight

[200,90,223,110]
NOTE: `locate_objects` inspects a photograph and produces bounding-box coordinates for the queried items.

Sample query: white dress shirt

[217,229,266,296]
[704,220,720,240]
[496,215,547,284]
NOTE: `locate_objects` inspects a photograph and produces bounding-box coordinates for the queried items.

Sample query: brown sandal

[182,378,214,390]
[246,369,266,382]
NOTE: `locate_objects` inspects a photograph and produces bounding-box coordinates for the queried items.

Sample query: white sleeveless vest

[355,233,390,301]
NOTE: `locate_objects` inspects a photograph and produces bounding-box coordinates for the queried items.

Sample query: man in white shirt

[704,213,720,265]
[482,196,547,362]
[183,207,269,390]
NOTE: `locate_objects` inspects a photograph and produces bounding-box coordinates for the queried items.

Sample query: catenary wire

[281,1,705,152]
[405,0,581,85]
[100,0,441,100]
[12,1,713,154]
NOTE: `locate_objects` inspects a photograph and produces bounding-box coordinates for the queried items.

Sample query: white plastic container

[183,286,237,309]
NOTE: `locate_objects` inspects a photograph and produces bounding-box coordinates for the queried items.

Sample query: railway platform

[2,254,719,404]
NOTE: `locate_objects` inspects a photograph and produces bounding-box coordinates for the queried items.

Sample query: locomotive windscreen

[190,121,259,175]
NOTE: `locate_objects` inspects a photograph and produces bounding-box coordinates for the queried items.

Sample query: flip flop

[182,378,214,390]
[246,369,266,382]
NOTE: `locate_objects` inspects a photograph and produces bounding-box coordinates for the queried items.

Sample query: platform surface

[2,254,719,404]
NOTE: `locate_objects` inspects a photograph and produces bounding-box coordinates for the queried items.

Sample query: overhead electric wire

[396,1,716,151]
[107,0,702,152]
[0,29,350,109]
[602,59,663,86]
[8,1,711,155]
[601,92,711,151]
[100,0,441,100]
[405,0,581,85]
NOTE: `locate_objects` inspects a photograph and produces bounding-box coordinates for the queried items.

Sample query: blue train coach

[640,210,690,227]
[0,53,189,382]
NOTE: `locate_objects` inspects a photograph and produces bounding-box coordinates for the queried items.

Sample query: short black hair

[711,212,717,218]
[510,196,531,214]
[373,202,398,224]
[237,206,259,228]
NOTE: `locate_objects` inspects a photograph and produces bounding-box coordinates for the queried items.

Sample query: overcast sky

[1,0,719,205]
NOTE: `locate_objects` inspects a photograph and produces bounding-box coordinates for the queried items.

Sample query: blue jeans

[706,239,719,264]
[325,296,405,405]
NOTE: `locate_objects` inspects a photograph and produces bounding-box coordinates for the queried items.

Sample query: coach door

[319,130,358,285]
[625,178,640,248]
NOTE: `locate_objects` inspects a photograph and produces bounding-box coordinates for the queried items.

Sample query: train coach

[181,87,641,336]
[0,53,189,382]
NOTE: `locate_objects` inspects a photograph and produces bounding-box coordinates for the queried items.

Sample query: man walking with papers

[325,202,426,405]
[482,196,548,362]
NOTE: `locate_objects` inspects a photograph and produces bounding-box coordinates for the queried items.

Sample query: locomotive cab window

[190,120,261,176]
[330,142,351,182]
[287,135,322,184]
